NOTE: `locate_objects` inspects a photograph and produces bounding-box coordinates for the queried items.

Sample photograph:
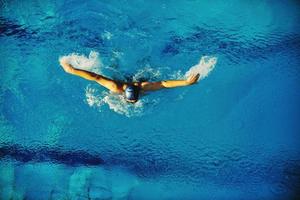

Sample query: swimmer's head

[124,85,139,103]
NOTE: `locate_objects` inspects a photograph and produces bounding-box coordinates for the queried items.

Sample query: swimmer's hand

[59,59,74,74]
[185,73,200,85]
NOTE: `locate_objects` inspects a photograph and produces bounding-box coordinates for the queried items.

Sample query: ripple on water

[161,25,300,64]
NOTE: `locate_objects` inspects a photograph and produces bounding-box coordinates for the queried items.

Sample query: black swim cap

[124,85,139,102]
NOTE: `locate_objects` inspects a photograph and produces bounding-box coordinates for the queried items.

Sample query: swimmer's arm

[59,60,124,93]
[141,74,200,91]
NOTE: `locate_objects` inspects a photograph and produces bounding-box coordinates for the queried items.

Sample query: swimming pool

[1,0,300,199]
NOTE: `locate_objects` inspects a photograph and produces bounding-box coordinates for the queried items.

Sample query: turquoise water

[1,0,300,199]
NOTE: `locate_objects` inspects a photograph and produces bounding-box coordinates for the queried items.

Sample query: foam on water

[59,51,103,74]
[185,56,218,81]
[60,52,217,117]
[85,85,160,117]
[132,65,162,82]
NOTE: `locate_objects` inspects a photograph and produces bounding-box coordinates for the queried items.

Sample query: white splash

[59,51,103,74]
[169,70,185,80]
[132,65,162,82]
[85,85,158,117]
[85,87,106,107]
[185,56,217,81]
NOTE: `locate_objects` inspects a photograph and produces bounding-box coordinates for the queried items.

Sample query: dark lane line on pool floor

[0,143,104,166]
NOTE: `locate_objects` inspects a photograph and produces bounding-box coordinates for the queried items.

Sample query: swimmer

[60,59,200,103]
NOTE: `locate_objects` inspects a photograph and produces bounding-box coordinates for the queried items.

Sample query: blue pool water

[1,0,300,199]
